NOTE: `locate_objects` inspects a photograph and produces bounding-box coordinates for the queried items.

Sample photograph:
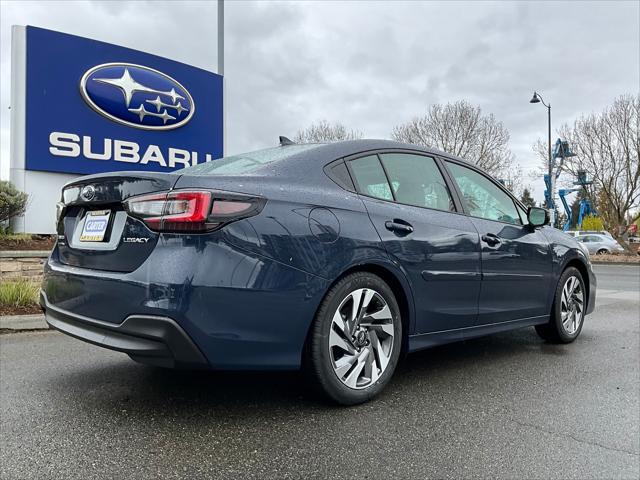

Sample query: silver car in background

[576,234,625,255]
[566,230,615,240]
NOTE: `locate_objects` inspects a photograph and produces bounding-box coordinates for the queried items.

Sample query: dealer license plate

[80,210,111,242]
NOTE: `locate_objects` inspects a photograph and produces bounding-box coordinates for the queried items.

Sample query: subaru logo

[81,185,96,201]
[80,63,195,131]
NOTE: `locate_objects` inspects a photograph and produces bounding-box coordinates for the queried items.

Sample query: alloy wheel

[328,288,395,389]
[560,275,584,335]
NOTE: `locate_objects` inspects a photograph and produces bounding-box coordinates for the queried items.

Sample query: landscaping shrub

[0,181,29,224]
[581,215,605,232]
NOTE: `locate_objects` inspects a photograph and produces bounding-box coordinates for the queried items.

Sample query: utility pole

[547,102,552,226]
[217,0,224,76]
[218,0,226,156]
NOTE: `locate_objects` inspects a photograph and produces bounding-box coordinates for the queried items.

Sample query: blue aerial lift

[544,139,596,231]
[544,139,576,226]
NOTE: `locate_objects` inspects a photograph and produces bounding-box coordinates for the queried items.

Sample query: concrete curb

[0,314,48,331]
[0,250,50,258]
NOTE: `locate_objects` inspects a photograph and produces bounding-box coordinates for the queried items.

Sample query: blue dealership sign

[25,26,223,175]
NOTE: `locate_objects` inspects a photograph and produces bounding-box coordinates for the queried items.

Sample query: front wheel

[306,272,402,405]
[535,267,586,344]
[596,249,608,255]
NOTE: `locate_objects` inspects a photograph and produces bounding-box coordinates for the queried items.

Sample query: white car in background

[566,230,615,240]
[576,233,625,255]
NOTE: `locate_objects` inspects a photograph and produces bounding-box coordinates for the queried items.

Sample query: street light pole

[530,91,554,226]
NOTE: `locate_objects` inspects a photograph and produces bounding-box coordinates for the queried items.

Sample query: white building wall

[9,25,78,234]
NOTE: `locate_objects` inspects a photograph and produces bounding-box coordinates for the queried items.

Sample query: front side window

[349,155,393,201]
[446,161,521,225]
[379,153,454,211]
[516,203,528,224]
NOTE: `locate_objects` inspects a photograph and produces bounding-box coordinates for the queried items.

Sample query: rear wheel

[306,272,402,405]
[535,267,586,343]
[596,248,608,255]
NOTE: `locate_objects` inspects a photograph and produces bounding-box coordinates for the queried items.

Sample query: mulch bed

[0,304,43,316]
[591,254,640,264]
[0,235,55,251]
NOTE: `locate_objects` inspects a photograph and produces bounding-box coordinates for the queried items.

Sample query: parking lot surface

[1,265,638,479]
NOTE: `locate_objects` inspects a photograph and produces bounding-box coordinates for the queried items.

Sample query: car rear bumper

[40,291,209,369]
[41,239,329,370]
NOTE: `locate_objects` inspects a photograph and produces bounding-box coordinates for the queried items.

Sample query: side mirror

[528,207,549,227]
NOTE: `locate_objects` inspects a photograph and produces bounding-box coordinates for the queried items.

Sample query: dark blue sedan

[41,139,596,405]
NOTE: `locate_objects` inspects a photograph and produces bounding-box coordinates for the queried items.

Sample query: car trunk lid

[56,172,181,273]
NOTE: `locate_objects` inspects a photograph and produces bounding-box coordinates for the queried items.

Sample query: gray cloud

[1,0,638,201]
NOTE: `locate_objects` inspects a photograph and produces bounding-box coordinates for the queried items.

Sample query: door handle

[385,220,414,235]
[481,233,501,246]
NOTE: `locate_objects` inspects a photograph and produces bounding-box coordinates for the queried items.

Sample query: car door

[592,235,609,253]
[347,152,481,335]
[577,235,595,255]
[444,160,553,325]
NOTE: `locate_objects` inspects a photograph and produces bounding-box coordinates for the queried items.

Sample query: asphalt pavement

[1,264,638,479]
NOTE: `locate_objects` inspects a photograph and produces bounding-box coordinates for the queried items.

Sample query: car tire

[305,272,402,405]
[596,249,608,255]
[535,266,586,344]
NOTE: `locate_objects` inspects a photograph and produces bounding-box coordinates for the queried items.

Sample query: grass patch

[0,279,40,307]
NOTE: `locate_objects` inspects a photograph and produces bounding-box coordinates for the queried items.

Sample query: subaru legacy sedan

[41,139,596,405]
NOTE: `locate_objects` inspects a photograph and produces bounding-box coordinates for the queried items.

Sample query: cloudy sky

[1,0,638,200]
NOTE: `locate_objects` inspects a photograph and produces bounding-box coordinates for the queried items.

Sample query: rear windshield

[179,144,323,175]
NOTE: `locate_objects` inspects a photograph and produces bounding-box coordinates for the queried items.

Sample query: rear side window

[349,155,393,200]
[379,153,454,211]
[325,160,355,191]
[179,144,322,175]
[446,161,521,225]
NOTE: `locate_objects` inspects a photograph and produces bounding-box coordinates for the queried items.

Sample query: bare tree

[498,163,525,198]
[391,100,515,176]
[536,94,639,234]
[294,120,363,143]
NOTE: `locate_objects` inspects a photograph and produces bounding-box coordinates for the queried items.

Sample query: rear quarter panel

[175,173,394,282]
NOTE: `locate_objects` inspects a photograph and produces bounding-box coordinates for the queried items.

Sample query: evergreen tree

[519,188,536,208]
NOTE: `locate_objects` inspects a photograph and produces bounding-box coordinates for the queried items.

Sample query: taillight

[55,202,66,231]
[125,190,264,233]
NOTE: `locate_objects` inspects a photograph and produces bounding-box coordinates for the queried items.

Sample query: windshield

[179,144,323,175]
